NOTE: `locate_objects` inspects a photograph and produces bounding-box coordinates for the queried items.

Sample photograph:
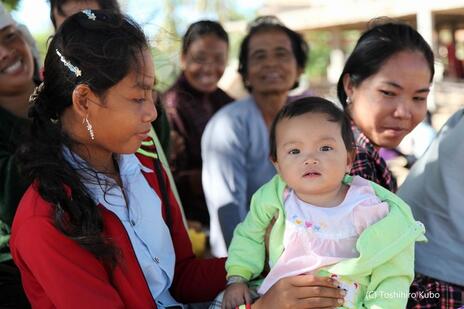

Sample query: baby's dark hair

[17,10,149,269]
[270,96,355,161]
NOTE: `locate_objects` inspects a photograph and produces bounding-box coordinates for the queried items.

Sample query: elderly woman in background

[163,20,233,228]
[202,16,309,257]
[337,19,434,192]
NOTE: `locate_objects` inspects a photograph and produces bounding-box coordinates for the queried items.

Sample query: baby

[222,97,425,309]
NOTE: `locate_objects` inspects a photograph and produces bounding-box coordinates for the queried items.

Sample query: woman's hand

[222,282,252,309]
[253,275,345,309]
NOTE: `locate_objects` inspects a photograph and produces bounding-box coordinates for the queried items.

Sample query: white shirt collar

[62,146,153,178]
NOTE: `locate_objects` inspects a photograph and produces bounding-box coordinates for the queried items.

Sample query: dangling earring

[346,97,352,104]
[83,116,95,140]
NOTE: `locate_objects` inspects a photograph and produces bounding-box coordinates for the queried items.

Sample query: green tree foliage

[305,31,331,80]
[152,0,251,91]
[33,32,52,64]
[304,29,361,81]
[1,0,20,11]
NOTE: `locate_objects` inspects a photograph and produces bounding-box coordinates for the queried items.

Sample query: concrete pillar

[417,6,434,47]
[327,29,345,84]
[417,7,436,111]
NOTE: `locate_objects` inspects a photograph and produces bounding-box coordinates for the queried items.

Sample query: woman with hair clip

[337,19,434,192]
[48,0,173,160]
[11,10,226,308]
[0,3,40,307]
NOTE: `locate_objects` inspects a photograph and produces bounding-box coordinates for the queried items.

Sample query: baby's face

[273,112,353,206]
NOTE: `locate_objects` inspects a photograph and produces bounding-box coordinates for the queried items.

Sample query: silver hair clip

[81,9,96,21]
[56,49,82,77]
[29,82,44,105]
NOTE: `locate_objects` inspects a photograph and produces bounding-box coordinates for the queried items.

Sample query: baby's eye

[320,146,333,152]
[288,149,300,155]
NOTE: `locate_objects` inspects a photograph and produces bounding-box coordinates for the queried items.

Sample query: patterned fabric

[208,296,222,309]
[407,273,463,309]
[350,125,397,192]
[163,73,233,225]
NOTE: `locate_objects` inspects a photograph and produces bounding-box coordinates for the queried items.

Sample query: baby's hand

[222,282,252,309]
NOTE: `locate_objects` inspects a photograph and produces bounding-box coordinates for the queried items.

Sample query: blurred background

[5,0,464,130]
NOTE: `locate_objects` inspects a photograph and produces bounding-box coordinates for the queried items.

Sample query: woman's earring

[346,97,352,104]
[83,116,95,140]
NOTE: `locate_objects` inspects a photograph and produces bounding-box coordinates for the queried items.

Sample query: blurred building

[224,0,464,129]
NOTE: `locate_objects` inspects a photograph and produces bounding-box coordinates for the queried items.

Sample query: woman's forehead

[119,67,156,91]
[249,29,292,51]
[135,50,155,86]
[250,28,289,42]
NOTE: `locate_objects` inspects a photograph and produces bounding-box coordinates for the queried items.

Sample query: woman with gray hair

[202,16,309,258]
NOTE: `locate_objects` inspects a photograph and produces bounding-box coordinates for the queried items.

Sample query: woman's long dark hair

[17,10,149,268]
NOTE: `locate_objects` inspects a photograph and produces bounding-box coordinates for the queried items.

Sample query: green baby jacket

[226,175,426,308]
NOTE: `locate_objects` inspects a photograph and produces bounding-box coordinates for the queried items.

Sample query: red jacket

[10,152,226,308]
